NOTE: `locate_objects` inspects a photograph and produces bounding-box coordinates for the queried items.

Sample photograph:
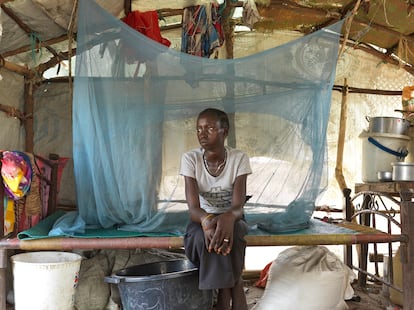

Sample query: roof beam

[0,55,32,76]
[343,39,414,75]
[257,1,414,44]
[36,50,76,76]
[352,17,414,45]
[1,35,69,58]
[1,4,63,59]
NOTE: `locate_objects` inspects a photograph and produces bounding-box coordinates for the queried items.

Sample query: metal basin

[366,116,411,136]
[104,259,213,310]
[392,162,414,181]
[377,171,392,182]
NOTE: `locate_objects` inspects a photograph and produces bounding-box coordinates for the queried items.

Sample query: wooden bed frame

[0,153,413,309]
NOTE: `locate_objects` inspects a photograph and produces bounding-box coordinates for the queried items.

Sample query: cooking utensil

[377,171,392,182]
[392,162,414,181]
[366,116,411,135]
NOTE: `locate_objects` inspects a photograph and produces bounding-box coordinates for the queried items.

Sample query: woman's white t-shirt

[180,146,252,214]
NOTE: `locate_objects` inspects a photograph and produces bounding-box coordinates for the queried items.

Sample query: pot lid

[359,130,411,140]
[391,162,414,166]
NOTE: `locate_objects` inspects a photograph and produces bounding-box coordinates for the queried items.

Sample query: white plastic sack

[252,246,356,310]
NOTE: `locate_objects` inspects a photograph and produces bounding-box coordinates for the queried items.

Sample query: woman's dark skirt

[184,219,248,290]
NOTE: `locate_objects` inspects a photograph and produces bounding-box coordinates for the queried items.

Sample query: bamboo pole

[0,236,185,251]
[338,0,362,57]
[245,233,405,246]
[1,35,68,59]
[0,103,25,122]
[0,232,405,251]
[0,56,31,76]
[335,79,349,191]
[67,0,78,120]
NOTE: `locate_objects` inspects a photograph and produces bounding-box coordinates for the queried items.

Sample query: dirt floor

[244,279,401,310]
[5,256,402,310]
[6,280,401,310]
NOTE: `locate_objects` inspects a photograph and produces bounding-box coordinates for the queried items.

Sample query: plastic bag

[252,246,356,310]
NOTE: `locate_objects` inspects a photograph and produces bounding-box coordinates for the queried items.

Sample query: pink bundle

[1,151,32,200]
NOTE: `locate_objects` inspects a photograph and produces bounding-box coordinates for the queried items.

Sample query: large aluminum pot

[366,116,411,135]
[392,162,414,181]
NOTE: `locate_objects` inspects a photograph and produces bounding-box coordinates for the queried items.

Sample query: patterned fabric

[3,197,15,236]
[181,4,224,57]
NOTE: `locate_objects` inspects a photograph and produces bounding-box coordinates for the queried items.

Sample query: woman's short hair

[198,108,229,129]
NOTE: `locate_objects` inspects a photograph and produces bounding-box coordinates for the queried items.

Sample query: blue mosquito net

[50,0,344,236]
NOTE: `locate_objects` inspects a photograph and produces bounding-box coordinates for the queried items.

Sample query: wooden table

[351,182,414,309]
[355,182,414,196]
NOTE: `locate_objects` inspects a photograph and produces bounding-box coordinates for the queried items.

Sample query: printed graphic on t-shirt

[201,186,232,209]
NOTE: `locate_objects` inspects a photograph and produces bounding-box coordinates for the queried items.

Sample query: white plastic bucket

[360,131,410,182]
[11,251,82,310]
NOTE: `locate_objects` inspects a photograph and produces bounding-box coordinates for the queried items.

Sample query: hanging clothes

[242,0,262,29]
[181,4,224,57]
[122,10,171,47]
[121,10,171,64]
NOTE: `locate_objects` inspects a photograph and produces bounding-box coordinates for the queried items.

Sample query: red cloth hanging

[122,10,171,47]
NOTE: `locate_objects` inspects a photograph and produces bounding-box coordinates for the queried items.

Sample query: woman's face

[196,114,227,149]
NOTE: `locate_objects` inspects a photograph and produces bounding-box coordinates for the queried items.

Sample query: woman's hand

[209,212,235,255]
[203,227,215,250]
[201,214,216,250]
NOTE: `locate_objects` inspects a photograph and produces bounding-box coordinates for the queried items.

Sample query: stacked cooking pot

[361,116,414,182]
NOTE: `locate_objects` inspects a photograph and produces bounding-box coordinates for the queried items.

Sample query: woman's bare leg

[231,277,247,310]
[215,288,231,310]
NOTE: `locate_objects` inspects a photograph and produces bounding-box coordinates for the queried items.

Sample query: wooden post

[0,152,6,310]
[358,194,371,287]
[343,188,353,268]
[47,154,60,216]
[23,78,36,153]
[337,81,353,280]
[400,190,414,309]
[124,0,131,15]
[335,79,348,190]
[221,3,237,148]
[221,1,236,60]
